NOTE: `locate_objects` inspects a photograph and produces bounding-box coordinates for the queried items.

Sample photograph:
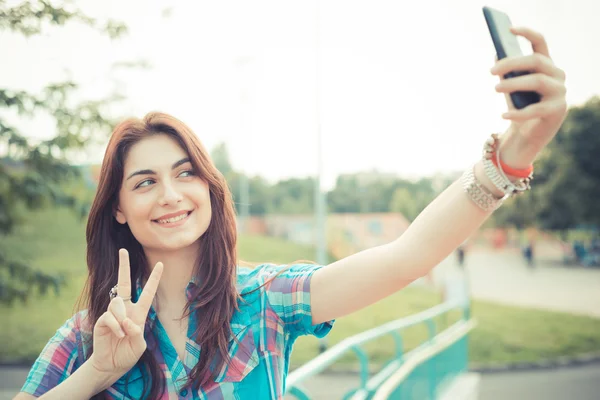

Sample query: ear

[115,207,127,224]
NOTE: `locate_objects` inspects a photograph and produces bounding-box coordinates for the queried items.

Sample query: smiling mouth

[153,211,192,225]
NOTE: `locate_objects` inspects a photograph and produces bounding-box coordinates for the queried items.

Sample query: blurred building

[242,213,410,259]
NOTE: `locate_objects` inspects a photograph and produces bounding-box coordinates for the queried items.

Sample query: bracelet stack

[461,166,504,212]
[482,133,533,196]
[462,133,535,211]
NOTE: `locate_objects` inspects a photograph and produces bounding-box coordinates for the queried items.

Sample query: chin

[159,233,203,251]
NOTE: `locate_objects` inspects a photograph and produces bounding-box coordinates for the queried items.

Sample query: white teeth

[157,212,188,224]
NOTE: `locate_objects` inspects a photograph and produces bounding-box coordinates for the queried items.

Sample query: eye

[178,170,195,178]
[134,179,155,189]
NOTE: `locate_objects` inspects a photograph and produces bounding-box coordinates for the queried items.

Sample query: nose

[158,181,183,206]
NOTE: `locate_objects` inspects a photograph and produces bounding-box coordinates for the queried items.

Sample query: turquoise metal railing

[366,319,475,400]
[286,298,475,400]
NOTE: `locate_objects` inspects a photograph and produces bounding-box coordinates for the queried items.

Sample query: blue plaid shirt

[21,263,334,399]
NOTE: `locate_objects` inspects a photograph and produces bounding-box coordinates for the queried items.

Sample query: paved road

[289,364,600,399]
[290,364,600,399]
[479,362,600,400]
[427,248,600,318]
[0,367,28,400]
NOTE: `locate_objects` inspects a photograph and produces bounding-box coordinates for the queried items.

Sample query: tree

[247,176,270,215]
[210,143,272,216]
[389,187,432,222]
[492,96,600,232]
[327,175,361,213]
[327,171,437,216]
[561,97,600,226]
[210,142,234,177]
[269,178,315,214]
[0,1,128,304]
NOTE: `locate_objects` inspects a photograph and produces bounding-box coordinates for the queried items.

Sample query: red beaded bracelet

[491,154,534,178]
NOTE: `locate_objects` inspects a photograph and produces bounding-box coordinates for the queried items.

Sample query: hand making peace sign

[90,249,163,375]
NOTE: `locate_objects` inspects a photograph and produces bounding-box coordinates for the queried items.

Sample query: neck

[144,242,199,311]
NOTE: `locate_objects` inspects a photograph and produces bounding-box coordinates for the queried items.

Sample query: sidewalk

[0,367,28,400]
[428,248,600,318]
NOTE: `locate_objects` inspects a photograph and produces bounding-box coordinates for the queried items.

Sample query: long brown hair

[78,112,239,398]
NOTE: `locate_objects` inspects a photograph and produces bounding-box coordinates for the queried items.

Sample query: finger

[495,73,565,97]
[493,53,515,110]
[510,26,550,58]
[98,311,125,338]
[108,296,127,324]
[136,262,163,315]
[491,54,565,81]
[122,318,142,336]
[117,249,131,299]
[502,99,566,121]
[122,318,146,355]
[503,92,515,111]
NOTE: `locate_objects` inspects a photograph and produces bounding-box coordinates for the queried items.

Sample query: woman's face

[115,134,212,252]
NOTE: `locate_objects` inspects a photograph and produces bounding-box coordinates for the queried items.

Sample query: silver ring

[109,284,131,301]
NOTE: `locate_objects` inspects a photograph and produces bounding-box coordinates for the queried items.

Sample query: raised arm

[310,27,567,325]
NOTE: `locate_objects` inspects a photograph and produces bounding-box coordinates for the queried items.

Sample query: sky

[3,0,599,189]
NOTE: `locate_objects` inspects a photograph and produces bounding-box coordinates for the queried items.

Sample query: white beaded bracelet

[482,134,532,197]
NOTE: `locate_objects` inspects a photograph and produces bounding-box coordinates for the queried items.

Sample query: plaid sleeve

[261,263,334,338]
[21,313,85,397]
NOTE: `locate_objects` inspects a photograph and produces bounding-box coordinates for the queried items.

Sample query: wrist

[474,160,505,198]
[83,359,124,395]
[39,359,125,400]
[498,127,538,171]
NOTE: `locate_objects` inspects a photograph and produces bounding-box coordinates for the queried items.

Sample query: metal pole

[235,56,253,234]
[239,172,249,234]
[314,0,328,353]
[314,0,327,268]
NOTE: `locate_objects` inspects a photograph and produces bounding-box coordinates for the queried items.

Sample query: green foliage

[0,0,127,38]
[214,146,443,219]
[389,186,435,222]
[0,253,65,305]
[211,142,317,215]
[268,178,315,214]
[210,142,234,176]
[493,97,600,231]
[0,0,127,305]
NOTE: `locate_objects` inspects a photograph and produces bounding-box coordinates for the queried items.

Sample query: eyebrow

[126,158,191,181]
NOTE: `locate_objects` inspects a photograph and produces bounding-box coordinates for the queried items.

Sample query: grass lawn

[1,207,600,368]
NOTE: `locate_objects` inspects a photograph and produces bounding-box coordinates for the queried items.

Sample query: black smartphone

[483,6,540,109]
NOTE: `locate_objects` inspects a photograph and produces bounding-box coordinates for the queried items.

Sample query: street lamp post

[235,56,254,234]
[314,0,328,353]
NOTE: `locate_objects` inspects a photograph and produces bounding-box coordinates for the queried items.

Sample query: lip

[154,210,190,221]
[152,210,192,228]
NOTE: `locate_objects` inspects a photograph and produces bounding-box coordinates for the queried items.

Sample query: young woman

[16,26,567,399]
